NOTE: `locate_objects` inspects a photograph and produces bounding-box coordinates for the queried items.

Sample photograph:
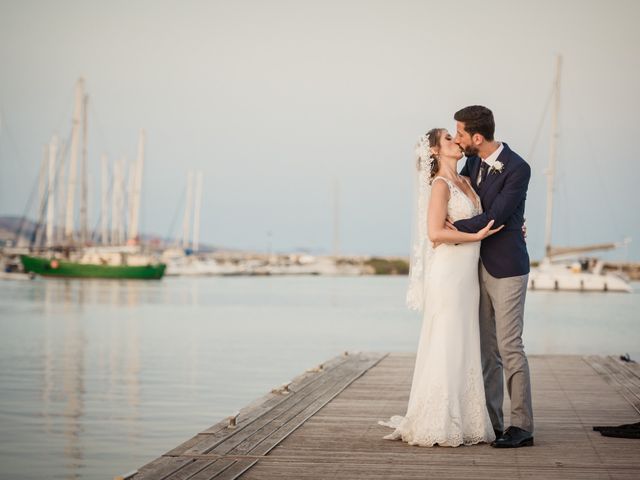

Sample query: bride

[379,128,501,447]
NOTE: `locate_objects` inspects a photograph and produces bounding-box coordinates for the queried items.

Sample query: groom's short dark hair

[454,105,495,141]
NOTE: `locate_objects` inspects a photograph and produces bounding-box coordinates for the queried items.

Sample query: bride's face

[438,130,464,161]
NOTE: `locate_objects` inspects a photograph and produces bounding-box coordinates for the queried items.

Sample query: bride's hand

[476,220,504,240]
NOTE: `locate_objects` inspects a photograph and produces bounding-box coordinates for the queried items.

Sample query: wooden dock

[121,352,640,479]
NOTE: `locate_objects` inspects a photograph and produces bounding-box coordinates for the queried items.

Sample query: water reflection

[36,280,142,480]
[123,311,140,446]
[36,278,165,308]
[61,312,84,480]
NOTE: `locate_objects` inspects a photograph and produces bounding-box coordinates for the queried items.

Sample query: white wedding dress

[379,176,496,447]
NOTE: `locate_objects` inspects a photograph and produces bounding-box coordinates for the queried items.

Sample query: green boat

[20,255,166,279]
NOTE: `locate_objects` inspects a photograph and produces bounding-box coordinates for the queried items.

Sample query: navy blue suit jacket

[454,143,530,278]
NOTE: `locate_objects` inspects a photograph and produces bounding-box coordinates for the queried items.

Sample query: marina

[123,351,640,480]
[4,77,169,281]
[1,66,634,285]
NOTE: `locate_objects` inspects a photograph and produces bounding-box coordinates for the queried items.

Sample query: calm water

[0,276,638,479]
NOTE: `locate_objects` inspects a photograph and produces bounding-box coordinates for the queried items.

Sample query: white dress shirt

[477,142,504,184]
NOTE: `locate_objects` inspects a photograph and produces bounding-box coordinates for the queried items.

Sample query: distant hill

[0,216,37,245]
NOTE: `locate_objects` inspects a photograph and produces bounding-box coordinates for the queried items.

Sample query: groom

[449,105,534,448]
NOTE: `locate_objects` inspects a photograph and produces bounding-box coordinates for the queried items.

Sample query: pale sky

[1,0,639,259]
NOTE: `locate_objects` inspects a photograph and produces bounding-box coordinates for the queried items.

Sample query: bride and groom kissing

[380,105,534,448]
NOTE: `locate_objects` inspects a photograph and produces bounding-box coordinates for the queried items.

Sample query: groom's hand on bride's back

[445,219,458,231]
[522,218,527,241]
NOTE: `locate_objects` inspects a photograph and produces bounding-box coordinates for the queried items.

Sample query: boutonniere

[489,160,504,174]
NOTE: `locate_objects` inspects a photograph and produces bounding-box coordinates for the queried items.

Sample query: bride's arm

[428,180,500,244]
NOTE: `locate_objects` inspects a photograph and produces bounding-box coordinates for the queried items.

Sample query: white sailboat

[162,170,243,276]
[527,56,632,293]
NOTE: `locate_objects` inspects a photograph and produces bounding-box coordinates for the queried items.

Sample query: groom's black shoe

[491,426,534,448]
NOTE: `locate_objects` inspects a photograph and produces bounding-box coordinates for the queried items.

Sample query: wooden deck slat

[603,356,640,389]
[124,353,640,480]
[132,457,196,480]
[165,435,207,457]
[161,458,217,480]
[602,356,640,410]
[127,352,386,480]
[198,352,351,436]
[206,459,260,480]
[227,354,384,456]
[182,458,239,480]
[202,365,354,455]
[186,353,385,456]
[164,354,355,457]
[585,355,640,414]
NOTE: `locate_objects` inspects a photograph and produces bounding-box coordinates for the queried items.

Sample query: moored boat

[528,257,631,293]
[527,56,632,293]
[20,254,165,279]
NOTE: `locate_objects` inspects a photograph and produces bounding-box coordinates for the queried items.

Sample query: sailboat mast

[182,170,194,249]
[35,145,49,247]
[111,158,125,245]
[118,158,126,245]
[110,159,118,245]
[544,55,562,257]
[192,171,203,252]
[128,129,145,243]
[46,135,58,248]
[80,93,89,244]
[65,77,85,243]
[127,162,136,242]
[38,146,48,222]
[101,154,109,245]
[332,177,340,257]
[56,140,67,245]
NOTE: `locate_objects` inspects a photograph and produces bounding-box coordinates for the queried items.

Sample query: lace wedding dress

[379,176,496,447]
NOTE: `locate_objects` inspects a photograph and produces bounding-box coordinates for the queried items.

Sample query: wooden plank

[209,459,260,480]
[162,458,217,480]
[605,356,640,388]
[132,457,196,480]
[585,355,640,414]
[185,353,385,456]
[239,354,640,479]
[618,358,640,377]
[180,458,239,480]
[165,435,207,457]
[602,356,640,408]
[128,354,640,480]
[171,353,355,457]
[235,355,384,456]
[198,352,351,436]
[129,352,385,479]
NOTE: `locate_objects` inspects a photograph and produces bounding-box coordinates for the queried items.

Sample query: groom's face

[454,121,479,157]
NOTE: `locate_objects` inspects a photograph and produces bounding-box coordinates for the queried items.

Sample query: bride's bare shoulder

[430,177,451,198]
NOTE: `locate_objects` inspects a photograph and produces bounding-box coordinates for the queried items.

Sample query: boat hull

[20,255,166,279]
[528,269,632,293]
